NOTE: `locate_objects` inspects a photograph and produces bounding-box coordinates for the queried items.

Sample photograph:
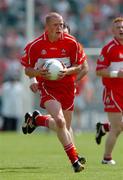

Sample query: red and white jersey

[21,31,87,86]
[96,38,123,93]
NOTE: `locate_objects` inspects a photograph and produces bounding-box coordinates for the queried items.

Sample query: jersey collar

[43,31,64,41]
[113,38,122,45]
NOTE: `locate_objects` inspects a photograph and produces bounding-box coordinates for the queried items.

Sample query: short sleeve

[96,47,110,71]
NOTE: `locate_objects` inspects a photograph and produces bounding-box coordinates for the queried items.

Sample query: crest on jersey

[41,49,47,55]
[61,49,66,55]
[98,54,104,62]
[105,96,110,105]
[119,53,123,59]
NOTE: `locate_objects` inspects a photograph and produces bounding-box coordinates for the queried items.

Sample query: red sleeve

[20,43,35,68]
[70,41,87,65]
[96,46,110,71]
[77,43,87,65]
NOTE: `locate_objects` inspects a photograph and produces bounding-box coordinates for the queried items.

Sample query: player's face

[112,21,123,42]
[47,17,64,40]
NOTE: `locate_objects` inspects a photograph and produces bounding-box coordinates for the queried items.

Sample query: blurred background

[0,0,122,133]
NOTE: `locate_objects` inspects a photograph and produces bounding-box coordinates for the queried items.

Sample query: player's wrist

[109,71,119,78]
[30,78,37,84]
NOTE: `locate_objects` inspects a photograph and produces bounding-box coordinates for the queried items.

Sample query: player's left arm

[65,42,88,75]
[65,60,88,77]
[68,42,88,80]
[58,63,82,79]
[75,60,88,82]
[59,41,88,79]
[75,43,89,81]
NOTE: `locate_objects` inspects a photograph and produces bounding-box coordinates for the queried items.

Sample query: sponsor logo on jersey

[50,47,57,50]
[41,49,47,55]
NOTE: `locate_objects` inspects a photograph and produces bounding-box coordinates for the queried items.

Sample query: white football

[43,59,64,80]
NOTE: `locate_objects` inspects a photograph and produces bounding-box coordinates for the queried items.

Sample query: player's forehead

[49,16,64,25]
[114,21,123,26]
[112,17,123,28]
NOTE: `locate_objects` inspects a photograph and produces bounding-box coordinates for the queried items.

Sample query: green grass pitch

[0,131,123,180]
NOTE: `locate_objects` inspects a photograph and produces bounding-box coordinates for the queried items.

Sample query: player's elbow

[96,70,102,76]
[85,64,89,75]
[25,67,34,78]
[82,63,89,76]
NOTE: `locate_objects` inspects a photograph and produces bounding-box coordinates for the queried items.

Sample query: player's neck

[48,33,60,42]
[115,37,123,45]
[118,40,123,45]
[48,36,58,42]
[119,40,123,45]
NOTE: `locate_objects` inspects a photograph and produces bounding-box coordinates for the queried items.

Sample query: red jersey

[21,32,86,86]
[96,38,123,93]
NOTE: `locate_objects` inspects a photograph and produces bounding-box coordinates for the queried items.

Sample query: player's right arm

[25,67,43,78]
[96,47,123,78]
[20,44,49,79]
[29,77,39,93]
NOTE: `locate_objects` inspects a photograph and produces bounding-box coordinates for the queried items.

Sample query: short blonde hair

[112,17,123,24]
[45,12,62,24]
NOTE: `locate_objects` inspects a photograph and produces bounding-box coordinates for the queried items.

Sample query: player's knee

[56,117,65,129]
[113,127,122,136]
[121,123,123,131]
[117,124,123,133]
[117,127,122,135]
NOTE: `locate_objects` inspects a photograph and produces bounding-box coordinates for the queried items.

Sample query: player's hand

[36,67,51,80]
[30,83,39,93]
[57,67,68,79]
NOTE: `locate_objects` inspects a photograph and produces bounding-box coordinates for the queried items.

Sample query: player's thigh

[108,112,122,130]
[45,99,64,119]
